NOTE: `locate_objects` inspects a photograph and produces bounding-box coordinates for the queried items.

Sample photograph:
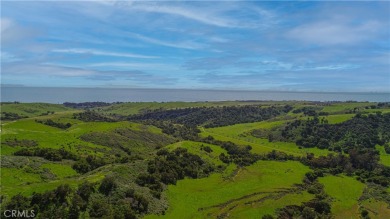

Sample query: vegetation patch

[129,105,293,128]
[80,128,174,157]
[35,119,72,129]
[319,175,365,217]
[3,138,38,147]
[376,145,390,166]
[0,102,72,118]
[145,160,309,218]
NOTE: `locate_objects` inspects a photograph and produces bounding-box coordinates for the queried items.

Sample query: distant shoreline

[2,85,389,94]
[1,87,389,103]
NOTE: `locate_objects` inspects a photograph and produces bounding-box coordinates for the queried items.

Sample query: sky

[1,1,390,92]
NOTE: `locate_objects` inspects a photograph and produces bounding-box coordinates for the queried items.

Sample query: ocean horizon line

[1,85,389,94]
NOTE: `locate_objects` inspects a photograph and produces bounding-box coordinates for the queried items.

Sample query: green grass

[97,101,305,116]
[1,168,42,188]
[361,199,390,219]
[1,113,168,198]
[40,163,78,178]
[1,145,20,155]
[1,166,106,198]
[145,160,310,219]
[165,141,227,166]
[204,119,287,137]
[201,126,332,157]
[229,192,314,219]
[1,113,164,156]
[319,175,365,218]
[1,103,72,118]
[376,145,390,166]
[321,102,372,114]
[320,114,355,124]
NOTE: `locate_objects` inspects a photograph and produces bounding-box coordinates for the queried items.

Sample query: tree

[99,175,117,196]
[262,214,274,219]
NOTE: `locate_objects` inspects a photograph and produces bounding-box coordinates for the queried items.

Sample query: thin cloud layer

[1,1,389,92]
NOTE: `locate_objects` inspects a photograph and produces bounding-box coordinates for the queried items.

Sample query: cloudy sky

[1,1,389,92]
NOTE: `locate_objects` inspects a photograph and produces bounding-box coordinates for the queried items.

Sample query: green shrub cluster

[129,105,293,128]
[136,148,215,198]
[35,119,71,129]
[1,112,27,120]
[1,179,149,219]
[3,138,38,147]
[14,148,77,161]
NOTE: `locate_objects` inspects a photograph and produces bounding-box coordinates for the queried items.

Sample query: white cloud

[127,3,240,28]
[1,18,13,32]
[1,18,39,45]
[0,52,20,63]
[87,62,179,71]
[3,63,95,77]
[52,48,158,59]
[129,33,204,50]
[288,20,383,45]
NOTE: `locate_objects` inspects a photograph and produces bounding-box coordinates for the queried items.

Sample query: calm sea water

[1,87,389,103]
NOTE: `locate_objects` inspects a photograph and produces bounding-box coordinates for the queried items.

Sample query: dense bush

[136,148,215,196]
[36,119,71,129]
[129,105,293,128]
[1,180,148,218]
[259,113,390,152]
[292,106,322,116]
[1,112,27,120]
[14,148,77,161]
[201,135,262,166]
[64,102,113,109]
[72,155,106,173]
[3,138,38,147]
[73,110,116,122]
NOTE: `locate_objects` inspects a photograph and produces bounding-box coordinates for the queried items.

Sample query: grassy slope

[97,101,305,116]
[1,112,162,154]
[361,199,390,219]
[1,103,72,117]
[146,160,311,219]
[2,101,389,217]
[376,145,390,166]
[40,163,78,178]
[320,114,355,124]
[0,111,166,198]
[165,141,227,166]
[319,175,365,219]
[321,102,372,113]
[201,120,332,157]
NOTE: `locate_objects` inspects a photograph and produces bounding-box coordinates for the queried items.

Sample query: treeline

[72,155,106,174]
[129,105,293,128]
[143,120,201,140]
[136,148,215,198]
[201,135,262,166]
[1,112,27,120]
[13,147,107,173]
[292,106,329,116]
[14,148,78,161]
[64,102,113,109]
[301,150,390,187]
[73,111,116,122]
[254,113,390,152]
[36,119,71,129]
[365,102,390,109]
[273,176,331,219]
[1,178,149,219]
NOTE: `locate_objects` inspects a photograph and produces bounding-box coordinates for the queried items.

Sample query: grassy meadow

[146,161,311,219]
[1,101,389,218]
